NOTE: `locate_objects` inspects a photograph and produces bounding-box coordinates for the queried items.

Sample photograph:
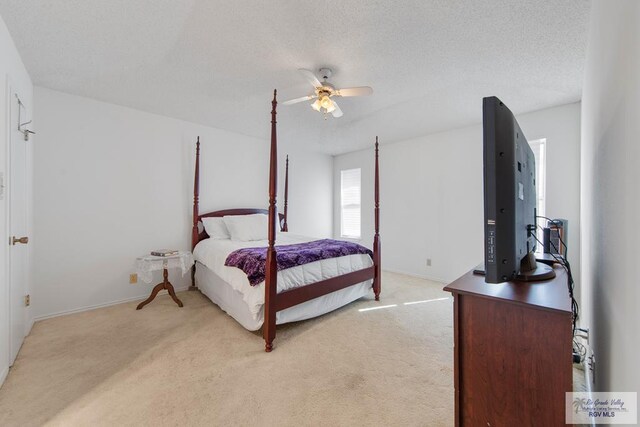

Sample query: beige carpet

[0,271,454,426]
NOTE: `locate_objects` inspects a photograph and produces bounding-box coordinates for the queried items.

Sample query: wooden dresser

[444,265,573,426]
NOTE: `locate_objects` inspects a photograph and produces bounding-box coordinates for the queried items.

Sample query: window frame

[529,138,547,242]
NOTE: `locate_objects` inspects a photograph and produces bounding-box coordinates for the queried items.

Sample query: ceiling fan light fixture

[283,68,373,119]
[325,102,336,113]
[319,95,333,110]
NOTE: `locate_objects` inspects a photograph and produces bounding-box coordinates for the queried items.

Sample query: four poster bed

[190,90,381,352]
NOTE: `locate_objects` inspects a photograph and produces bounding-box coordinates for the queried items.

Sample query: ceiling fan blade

[331,100,343,118]
[336,86,373,97]
[282,95,315,105]
[298,69,322,88]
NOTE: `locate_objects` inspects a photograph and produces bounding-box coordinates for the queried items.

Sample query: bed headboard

[191,137,290,250]
[194,209,285,247]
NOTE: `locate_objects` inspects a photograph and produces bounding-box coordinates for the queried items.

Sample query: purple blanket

[225,239,373,286]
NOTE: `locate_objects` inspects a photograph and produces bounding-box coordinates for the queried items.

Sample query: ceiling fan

[282,68,373,118]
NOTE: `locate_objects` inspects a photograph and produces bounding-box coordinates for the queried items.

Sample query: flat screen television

[482,96,555,283]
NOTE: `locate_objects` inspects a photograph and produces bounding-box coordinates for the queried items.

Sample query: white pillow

[223,214,269,241]
[201,217,230,240]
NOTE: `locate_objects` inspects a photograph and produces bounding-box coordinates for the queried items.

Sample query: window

[529,138,547,236]
[340,168,361,239]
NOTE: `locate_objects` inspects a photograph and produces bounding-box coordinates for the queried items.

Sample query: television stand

[516,252,556,281]
[515,263,555,281]
[444,265,573,425]
[472,253,557,281]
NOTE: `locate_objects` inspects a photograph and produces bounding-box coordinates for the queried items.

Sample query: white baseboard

[0,365,8,389]
[383,268,447,284]
[33,286,189,322]
[26,316,34,336]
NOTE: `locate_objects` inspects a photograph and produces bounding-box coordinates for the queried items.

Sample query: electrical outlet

[24,295,30,307]
[426,258,432,267]
[130,274,138,284]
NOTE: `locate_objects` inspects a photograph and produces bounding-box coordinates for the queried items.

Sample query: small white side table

[135,252,194,310]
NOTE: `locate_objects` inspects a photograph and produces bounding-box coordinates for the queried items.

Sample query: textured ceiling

[0,0,590,155]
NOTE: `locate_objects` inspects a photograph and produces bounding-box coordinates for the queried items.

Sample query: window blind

[341,168,361,238]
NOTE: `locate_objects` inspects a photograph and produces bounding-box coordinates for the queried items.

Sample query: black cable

[530,230,579,335]
[531,230,565,267]
[530,216,579,338]
[534,220,575,319]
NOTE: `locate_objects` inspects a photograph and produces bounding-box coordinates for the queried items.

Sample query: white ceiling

[0,0,590,155]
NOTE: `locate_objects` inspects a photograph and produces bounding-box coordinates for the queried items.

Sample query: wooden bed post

[264,90,279,352]
[283,155,289,232]
[190,136,200,291]
[373,137,381,300]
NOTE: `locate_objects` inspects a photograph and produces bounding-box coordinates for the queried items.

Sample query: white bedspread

[193,233,373,318]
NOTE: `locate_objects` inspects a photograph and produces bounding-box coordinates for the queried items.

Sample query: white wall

[0,15,33,386]
[581,0,639,393]
[334,102,581,284]
[33,87,332,319]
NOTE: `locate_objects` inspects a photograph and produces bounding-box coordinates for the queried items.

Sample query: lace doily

[135,251,195,284]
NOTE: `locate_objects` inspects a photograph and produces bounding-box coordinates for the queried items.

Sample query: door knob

[12,236,28,245]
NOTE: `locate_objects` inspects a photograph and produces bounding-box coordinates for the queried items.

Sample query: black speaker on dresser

[543,218,568,256]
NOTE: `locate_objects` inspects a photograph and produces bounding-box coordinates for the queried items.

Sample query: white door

[8,89,28,365]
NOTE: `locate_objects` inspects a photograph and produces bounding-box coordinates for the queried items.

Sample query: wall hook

[16,95,35,141]
[18,119,35,141]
